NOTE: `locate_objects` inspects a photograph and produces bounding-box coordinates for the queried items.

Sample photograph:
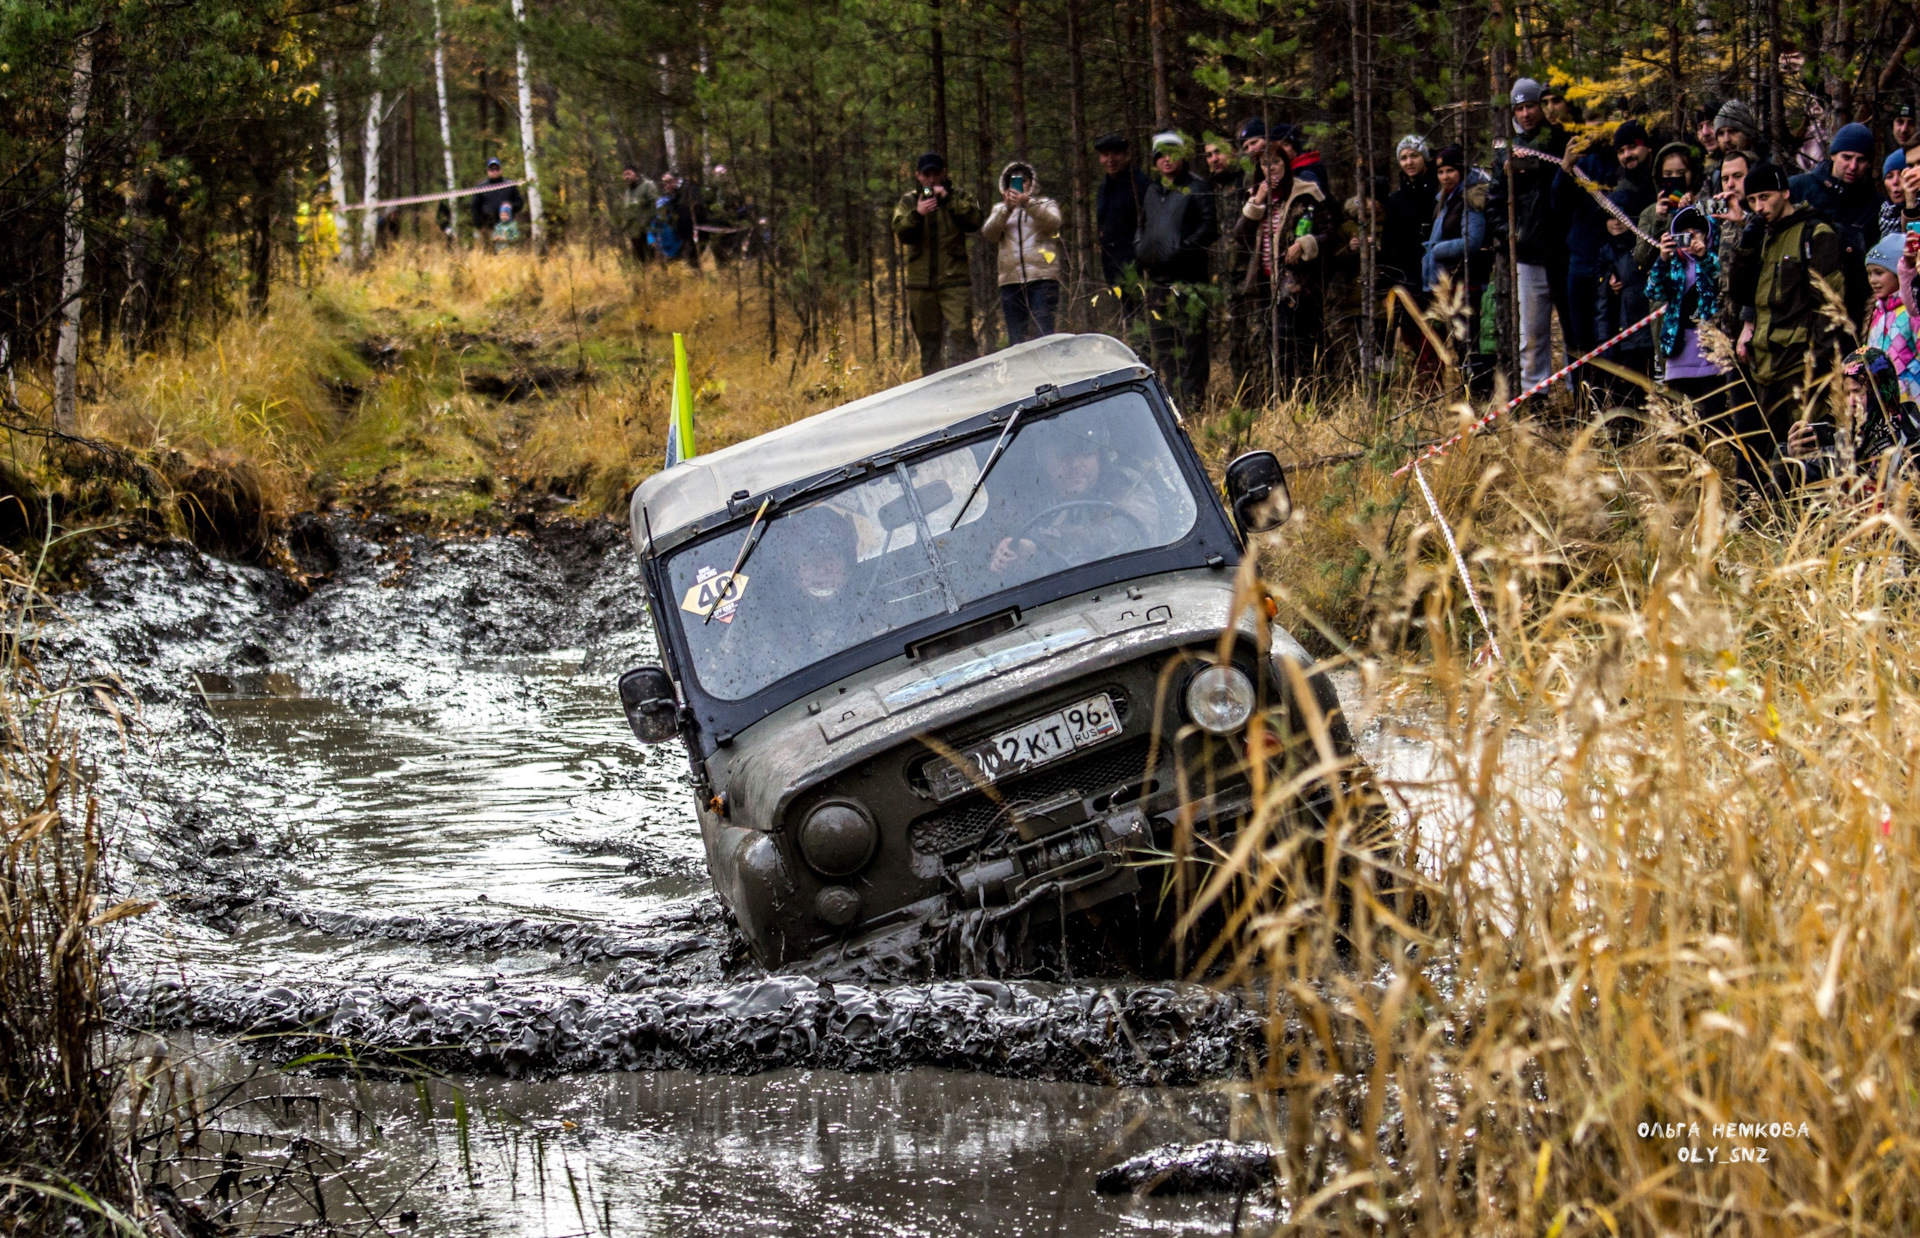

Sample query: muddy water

[184,1039,1261,1235]
[75,520,1296,1234]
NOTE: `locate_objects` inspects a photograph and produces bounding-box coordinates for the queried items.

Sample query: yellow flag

[666,332,698,467]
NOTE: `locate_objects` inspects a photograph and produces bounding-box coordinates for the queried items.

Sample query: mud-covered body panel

[684,569,1353,968]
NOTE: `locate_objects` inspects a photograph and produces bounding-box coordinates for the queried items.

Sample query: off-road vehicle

[621,334,1383,972]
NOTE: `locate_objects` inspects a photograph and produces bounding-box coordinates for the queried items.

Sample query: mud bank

[121,973,1260,1084]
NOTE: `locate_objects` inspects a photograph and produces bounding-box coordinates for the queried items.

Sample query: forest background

[9,0,1920,429]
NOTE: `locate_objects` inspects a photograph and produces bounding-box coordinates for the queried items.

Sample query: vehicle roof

[630,333,1150,547]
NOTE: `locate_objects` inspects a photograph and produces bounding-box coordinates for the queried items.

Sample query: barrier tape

[1393,305,1664,477]
[341,179,529,212]
[1510,144,1664,248]
[1413,460,1504,664]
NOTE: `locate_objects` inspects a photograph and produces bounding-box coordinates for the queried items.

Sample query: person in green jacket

[891,151,984,374]
[1728,161,1854,488]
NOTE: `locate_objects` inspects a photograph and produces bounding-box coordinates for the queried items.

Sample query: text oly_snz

[1638,1121,1813,1164]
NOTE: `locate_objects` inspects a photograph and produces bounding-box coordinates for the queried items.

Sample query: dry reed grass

[0,549,153,1232]
[1193,391,1920,1233]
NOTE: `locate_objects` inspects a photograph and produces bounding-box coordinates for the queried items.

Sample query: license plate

[926,693,1122,801]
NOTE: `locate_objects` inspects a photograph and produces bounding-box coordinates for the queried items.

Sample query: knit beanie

[1714,99,1760,139]
[1886,148,1907,176]
[1866,232,1905,272]
[1396,134,1430,159]
[1829,123,1875,157]
[1742,161,1789,195]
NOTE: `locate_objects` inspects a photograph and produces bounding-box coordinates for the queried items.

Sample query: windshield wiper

[706,497,772,625]
[948,403,1028,530]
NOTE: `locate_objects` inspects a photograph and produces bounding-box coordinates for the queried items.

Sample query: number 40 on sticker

[681,569,748,621]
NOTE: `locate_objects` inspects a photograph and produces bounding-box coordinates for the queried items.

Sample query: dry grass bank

[36,246,914,535]
[1195,389,1920,1232]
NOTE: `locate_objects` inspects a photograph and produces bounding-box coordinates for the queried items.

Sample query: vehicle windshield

[663,391,1200,701]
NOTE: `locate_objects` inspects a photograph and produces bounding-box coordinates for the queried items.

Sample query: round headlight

[799,801,877,876]
[1185,664,1256,734]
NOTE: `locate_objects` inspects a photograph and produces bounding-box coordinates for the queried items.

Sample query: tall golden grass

[71,246,917,523]
[1196,395,1920,1233]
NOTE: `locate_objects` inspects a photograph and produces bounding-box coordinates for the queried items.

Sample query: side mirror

[1225,451,1292,536]
[618,666,680,743]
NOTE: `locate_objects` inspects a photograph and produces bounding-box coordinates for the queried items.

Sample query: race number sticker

[681,565,748,623]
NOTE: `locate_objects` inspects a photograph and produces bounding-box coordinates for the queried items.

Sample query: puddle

[166,1038,1269,1236]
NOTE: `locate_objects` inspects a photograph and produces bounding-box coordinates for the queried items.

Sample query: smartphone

[1010,174,1025,192]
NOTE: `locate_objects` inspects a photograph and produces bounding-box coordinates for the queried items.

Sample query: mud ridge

[264,899,728,965]
[119,974,1263,1085]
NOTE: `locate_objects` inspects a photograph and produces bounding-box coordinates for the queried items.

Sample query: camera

[919,187,936,201]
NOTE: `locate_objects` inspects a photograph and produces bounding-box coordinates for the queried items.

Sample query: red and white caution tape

[1393,305,1663,477]
[1412,459,1504,664]
[1510,144,1663,248]
[342,179,529,211]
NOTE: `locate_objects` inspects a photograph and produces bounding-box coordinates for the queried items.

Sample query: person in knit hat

[1860,231,1920,403]
[1486,76,1571,391]
[1790,121,1883,247]
[1880,149,1908,241]
[1135,131,1219,403]
[1707,100,1765,195]
[1729,161,1853,489]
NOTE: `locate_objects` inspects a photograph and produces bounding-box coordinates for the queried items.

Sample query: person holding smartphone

[981,160,1065,346]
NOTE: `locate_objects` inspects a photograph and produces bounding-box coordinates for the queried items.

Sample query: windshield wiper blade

[948,403,1028,531]
[706,497,772,625]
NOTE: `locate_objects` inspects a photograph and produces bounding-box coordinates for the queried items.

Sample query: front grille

[908,736,1156,855]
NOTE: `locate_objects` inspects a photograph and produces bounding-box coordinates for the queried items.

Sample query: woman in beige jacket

[981,160,1064,345]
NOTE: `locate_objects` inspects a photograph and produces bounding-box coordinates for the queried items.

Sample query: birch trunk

[323,89,351,260]
[53,33,94,435]
[431,0,459,240]
[510,0,545,251]
[361,5,385,262]
[658,53,679,173]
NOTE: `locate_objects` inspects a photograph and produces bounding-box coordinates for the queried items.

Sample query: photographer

[890,151,985,375]
[981,160,1064,345]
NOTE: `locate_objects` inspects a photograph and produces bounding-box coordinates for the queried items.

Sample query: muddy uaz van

[622,335,1383,972]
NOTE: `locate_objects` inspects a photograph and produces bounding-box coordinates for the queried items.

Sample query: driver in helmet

[987,419,1162,575]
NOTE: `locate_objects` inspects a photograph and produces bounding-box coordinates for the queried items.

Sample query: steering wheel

[1010,500,1149,569]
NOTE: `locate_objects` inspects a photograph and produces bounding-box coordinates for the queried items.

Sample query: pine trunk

[930,0,948,154]
[1148,0,1171,131]
[1008,0,1029,161]
[1065,0,1092,318]
[53,32,93,435]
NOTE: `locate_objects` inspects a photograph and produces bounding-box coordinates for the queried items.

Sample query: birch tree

[53,32,94,435]
[509,0,545,250]
[323,83,351,261]
[360,2,385,261]
[431,0,459,240]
